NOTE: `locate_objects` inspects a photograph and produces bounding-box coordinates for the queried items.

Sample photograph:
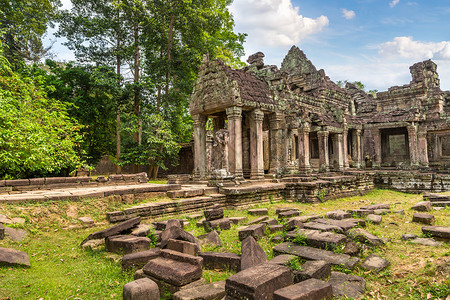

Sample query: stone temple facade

[189,46,450,180]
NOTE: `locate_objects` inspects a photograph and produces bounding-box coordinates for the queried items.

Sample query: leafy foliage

[0,42,82,179]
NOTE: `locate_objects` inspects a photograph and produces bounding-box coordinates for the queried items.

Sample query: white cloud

[379,36,450,61]
[342,9,355,20]
[230,0,329,48]
[389,0,400,8]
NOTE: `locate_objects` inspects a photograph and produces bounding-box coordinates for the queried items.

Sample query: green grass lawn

[0,189,449,299]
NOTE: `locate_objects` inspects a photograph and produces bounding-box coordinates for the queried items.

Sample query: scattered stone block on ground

[203,218,231,232]
[131,224,151,237]
[0,214,12,224]
[394,210,405,215]
[366,214,382,225]
[81,217,141,246]
[187,213,202,220]
[238,224,266,241]
[361,254,390,272]
[81,238,105,251]
[229,217,247,224]
[4,227,27,241]
[204,207,224,221]
[106,235,151,255]
[269,224,284,233]
[271,235,284,243]
[0,224,4,240]
[197,230,222,247]
[347,228,384,246]
[225,263,293,300]
[268,254,296,266]
[285,229,347,250]
[273,278,332,300]
[314,218,363,231]
[173,281,226,300]
[160,225,199,249]
[262,219,278,226]
[411,201,432,212]
[78,217,94,226]
[422,226,450,241]
[373,209,391,215]
[401,234,418,241]
[278,210,300,219]
[326,210,351,220]
[11,217,25,225]
[0,247,30,267]
[273,242,359,269]
[248,208,269,216]
[347,209,371,218]
[167,238,200,256]
[247,216,269,225]
[122,248,161,271]
[240,236,268,270]
[328,272,366,299]
[123,278,159,300]
[293,260,331,283]
[412,213,435,225]
[360,204,390,211]
[276,208,300,214]
[200,252,241,272]
[303,222,344,233]
[410,238,443,247]
[342,241,360,256]
[143,249,203,287]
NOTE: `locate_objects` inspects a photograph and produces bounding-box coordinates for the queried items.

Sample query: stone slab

[268,254,297,266]
[273,242,358,269]
[240,236,268,270]
[225,263,293,300]
[293,260,331,283]
[325,210,351,220]
[285,229,347,250]
[422,226,450,241]
[411,201,432,212]
[0,224,4,240]
[248,208,269,216]
[105,235,151,254]
[0,247,30,267]
[366,214,382,225]
[167,239,200,256]
[203,218,231,232]
[361,254,390,272]
[328,272,365,299]
[347,228,384,246]
[278,210,300,219]
[412,213,435,225]
[303,222,344,234]
[360,204,390,211]
[238,224,266,241]
[200,252,240,272]
[123,278,159,300]
[197,230,222,247]
[81,217,141,246]
[122,248,161,271]
[204,207,224,221]
[4,227,27,241]
[247,216,269,225]
[273,278,332,300]
[173,281,226,300]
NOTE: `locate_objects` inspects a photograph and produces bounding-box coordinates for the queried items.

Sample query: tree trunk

[133,21,140,173]
[165,13,175,97]
[116,1,122,174]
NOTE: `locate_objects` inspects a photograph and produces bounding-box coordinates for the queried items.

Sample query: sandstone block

[268,254,297,266]
[361,254,390,273]
[167,239,200,256]
[122,248,161,271]
[273,278,332,300]
[325,210,351,220]
[269,224,284,233]
[106,235,151,255]
[238,224,266,241]
[347,228,384,246]
[225,263,293,300]
[411,201,432,212]
[81,217,141,246]
[248,208,268,216]
[240,236,268,270]
[229,217,247,224]
[247,216,269,225]
[203,218,231,232]
[366,214,382,225]
[204,207,224,221]
[0,224,4,240]
[303,222,344,234]
[200,252,240,272]
[412,213,435,225]
[197,230,222,247]
[293,260,331,283]
[173,281,226,300]
[328,272,365,299]
[285,229,347,250]
[278,210,300,219]
[123,278,159,300]
[0,247,30,267]
[422,226,450,241]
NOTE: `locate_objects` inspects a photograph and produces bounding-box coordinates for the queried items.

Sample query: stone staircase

[423,193,450,207]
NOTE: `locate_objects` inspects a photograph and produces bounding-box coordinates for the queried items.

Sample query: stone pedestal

[298,123,311,175]
[226,107,243,179]
[250,109,265,179]
[193,115,207,180]
[318,131,329,172]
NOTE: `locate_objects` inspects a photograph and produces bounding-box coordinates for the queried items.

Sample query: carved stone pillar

[226,106,243,179]
[336,133,345,171]
[417,130,429,167]
[407,124,419,167]
[298,122,311,175]
[352,129,362,168]
[318,130,329,172]
[269,112,283,175]
[343,128,349,169]
[250,109,265,179]
[193,114,207,180]
[372,129,382,167]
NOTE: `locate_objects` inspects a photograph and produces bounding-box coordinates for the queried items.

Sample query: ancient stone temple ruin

[190,46,449,180]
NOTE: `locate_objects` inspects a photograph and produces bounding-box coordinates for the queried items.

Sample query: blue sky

[50,0,450,91]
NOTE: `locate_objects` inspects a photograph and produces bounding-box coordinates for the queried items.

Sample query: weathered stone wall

[374,171,450,193]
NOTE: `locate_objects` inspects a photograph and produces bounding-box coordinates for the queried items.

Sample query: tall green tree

[0,37,82,179]
[0,0,61,67]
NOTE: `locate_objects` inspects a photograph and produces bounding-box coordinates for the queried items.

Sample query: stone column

[250,109,265,179]
[372,129,382,167]
[318,130,329,172]
[269,112,283,175]
[407,124,419,167]
[417,130,429,167]
[298,122,311,175]
[353,129,362,168]
[226,106,243,179]
[336,133,345,171]
[343,128,349,169]
[193,114,207,180]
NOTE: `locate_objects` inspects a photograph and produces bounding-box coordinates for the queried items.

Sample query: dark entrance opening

[381,127,409,166]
